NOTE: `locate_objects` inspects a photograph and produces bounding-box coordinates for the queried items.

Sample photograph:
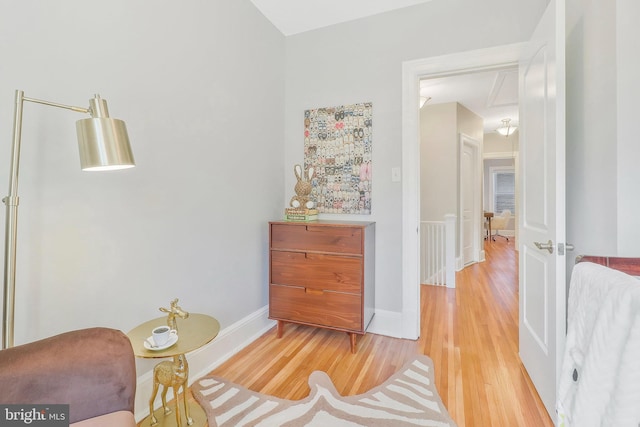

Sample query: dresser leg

[276,320,284,338]
[349,333,357,353]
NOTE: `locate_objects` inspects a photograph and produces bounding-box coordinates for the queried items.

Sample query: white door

[460,135,479,266]
[518,0,566,419]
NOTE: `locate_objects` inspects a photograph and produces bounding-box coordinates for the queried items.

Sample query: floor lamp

[2,89,135,349]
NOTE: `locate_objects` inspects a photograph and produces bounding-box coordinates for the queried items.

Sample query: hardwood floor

[420,238,552,426]
[183,238,553,426]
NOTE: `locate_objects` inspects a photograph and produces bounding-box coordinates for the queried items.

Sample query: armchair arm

[490,217,508,229]
[0,327,136,424]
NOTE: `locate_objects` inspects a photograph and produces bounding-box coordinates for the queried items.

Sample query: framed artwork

[304,102,372,214]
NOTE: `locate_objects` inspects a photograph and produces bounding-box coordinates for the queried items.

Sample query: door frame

[401,43,525,339]
[459,133,482,268]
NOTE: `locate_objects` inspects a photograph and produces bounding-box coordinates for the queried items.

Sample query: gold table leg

[147,354,200,427]
[140,397,207,427]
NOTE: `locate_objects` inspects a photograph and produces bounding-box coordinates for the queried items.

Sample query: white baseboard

[134,306,406,421]
[134,306,276,422]
[421,269,446,286]
[490,230,515,238]
[367,309,403,338]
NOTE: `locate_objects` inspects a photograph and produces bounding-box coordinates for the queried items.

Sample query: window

[493,170,515,214]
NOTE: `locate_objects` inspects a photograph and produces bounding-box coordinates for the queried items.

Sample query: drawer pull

[305,288,324,296]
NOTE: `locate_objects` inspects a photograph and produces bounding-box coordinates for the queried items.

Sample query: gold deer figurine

[149,299,192,426]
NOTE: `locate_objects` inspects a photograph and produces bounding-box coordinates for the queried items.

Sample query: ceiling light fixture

[496,118,517,137]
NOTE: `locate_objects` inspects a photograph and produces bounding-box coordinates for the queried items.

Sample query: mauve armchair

[0,327,137,426]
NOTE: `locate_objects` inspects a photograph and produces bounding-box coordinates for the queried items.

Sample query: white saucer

[144,331,178,351]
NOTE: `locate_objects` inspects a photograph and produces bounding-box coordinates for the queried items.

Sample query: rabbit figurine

[290,164,315,209]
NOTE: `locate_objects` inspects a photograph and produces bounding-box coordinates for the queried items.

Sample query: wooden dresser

[269,220,375,353]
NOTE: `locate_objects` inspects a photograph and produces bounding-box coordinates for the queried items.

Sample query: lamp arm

[22,95,90,115]
[2,90,92,349]
[2,89,133,348]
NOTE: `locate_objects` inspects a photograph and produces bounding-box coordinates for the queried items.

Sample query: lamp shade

[75,95,135,171]
[76,117,134,171]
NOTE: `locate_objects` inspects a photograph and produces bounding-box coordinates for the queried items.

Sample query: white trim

[401,59,421,340]
[484,151,516,160]
[367,309,403,338]
[133,306,276,422]
[402,43,525,340]
[514,151,520,245]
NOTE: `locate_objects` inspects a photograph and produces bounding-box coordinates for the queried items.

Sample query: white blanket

[557,262,640,427]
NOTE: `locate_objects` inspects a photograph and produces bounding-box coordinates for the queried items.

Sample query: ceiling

[250,0,435,36]
[250,0,519,134]
[420,68,519,133]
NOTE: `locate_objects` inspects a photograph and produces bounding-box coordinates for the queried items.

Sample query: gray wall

[420,102,484,258]
[285,0,547,313]
[614,0,640,254]
[420,103,457,222]
[484,131,519,154]
[566,0,618,257]
[457,104,484,143]
[0,0,285,346]
[7,0,626,357]
[566,0,640,261]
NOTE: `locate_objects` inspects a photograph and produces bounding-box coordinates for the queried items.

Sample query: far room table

[128,313,220,427]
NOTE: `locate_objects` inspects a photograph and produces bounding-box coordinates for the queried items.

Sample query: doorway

[404,3,563,418]
[400,42,525,340]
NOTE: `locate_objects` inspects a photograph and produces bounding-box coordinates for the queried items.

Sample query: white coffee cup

[152,326,176,346]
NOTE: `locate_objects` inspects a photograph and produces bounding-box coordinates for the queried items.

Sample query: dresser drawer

[269,284,362,331]
[271,223,362,254]
[270,251,362,293]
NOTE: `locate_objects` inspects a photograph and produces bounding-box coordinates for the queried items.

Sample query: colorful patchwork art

[304,102,372,214]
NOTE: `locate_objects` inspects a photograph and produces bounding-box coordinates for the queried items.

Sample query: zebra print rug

[191,355,457,427]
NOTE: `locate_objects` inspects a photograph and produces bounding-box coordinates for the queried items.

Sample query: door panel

[519,0,566,419]
[522,45,550,231]
[522,246,549,351]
